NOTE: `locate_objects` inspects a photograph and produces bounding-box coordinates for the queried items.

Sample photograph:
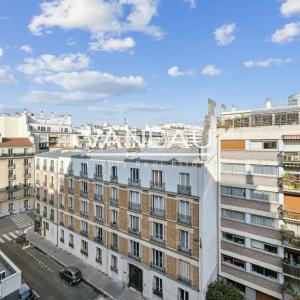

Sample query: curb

[27,234,113,300]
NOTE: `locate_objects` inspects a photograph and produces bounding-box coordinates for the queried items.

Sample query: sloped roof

[0,138,33,147]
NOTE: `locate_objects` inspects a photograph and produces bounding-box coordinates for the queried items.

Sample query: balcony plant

[206,279,244,300]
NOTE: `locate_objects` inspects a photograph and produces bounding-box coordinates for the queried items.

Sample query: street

[0,241,100,300]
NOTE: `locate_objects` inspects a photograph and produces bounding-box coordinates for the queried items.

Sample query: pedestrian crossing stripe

[10,214,33,229]
[2,234,12,241]
[0,237,4,243]
[9,232,17,239]
[0,230,24,243]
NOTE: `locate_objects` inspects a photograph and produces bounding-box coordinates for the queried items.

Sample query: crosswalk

[0,230,21,243]
[10,214,33,229]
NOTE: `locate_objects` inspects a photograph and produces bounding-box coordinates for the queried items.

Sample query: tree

[206,279,245,300]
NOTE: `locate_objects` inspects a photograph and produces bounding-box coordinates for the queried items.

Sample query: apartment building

[0,137,35,216]
[218,95,300,300]
[34,101,218,300]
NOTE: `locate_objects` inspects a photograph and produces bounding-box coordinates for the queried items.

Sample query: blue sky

[0,0,300,126]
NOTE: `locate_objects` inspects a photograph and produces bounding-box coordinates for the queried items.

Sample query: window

[112,166,118,177]
[222,232,245,245]
[153,222,164,240]
[81,240,88,255]
[69,216,74,228]
[221,209,245,222]
[180,230,189,250]
[251,264,277,280]
[179,173,190,186]
[95,184,102,197]
[129,191,140,210]
[96,247,102,264]
[69,196,74,209]
[251,240,278,254]
[249,190,278,203]
[221,186,246,198]
[111,233,118,249]
[250,141,277,150]
[111,255,118,272]
[80,200,88,215]
[250,215,275,228]
[60,194,65,207]
[153,276,163,298]
[80,221,88,234]
[68,178,74,190]
[263,141,277,149]
[81,163,88,175]
[179,260,190,281]
[111,187,118,200]
[129,215,140,233]
[152,249,163,269]
[80,181,88,195]
[222,163,246,174]
[24,199,29,208]
[60,229,64,242]
[222,255,245,270]
[69,233,74,246]
[152,170,163,186]
[179,200,190,216]
[95,164,102,177]
[8,203,14,212]
[95,226,103,240]
[130,241,140,258]
[8,148,13,155]
[130,168,139,180]
[111,210,118,226]
[151,195,164,216]
[178,288,189,300]
[95,205,103,220]
[252,165,277,176]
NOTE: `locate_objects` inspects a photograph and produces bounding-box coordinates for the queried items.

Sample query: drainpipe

[56,158,59,247]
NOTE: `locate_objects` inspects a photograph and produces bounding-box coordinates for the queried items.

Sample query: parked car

[59,266,82,285]
[18,283,35,300]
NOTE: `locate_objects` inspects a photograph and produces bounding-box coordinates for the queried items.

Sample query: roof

[0,138,33,147]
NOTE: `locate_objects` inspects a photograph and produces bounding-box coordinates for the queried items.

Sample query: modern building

[0,250,22,298]
[34,100,218,300]
[218,94,300,300]
[0,136,35,216]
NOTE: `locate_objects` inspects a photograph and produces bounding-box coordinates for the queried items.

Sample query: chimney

[232,105,237,112]
[221,104,227,113]
[265,98,272,109]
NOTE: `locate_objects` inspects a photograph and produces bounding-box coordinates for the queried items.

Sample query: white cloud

[201,65,222,76]
[17,53,90,75]
[0,104,22,114]
[271,22,300,43]
[20,45,33,53]
[0,67,17,84]
[0,48,4,58]
[281,0,300,17]
[89,37,136,52]
[184,0,197,9]
[167,66,192,77]
[23,70,145,105]
[29,0,163,50]
[67,37,77,46]
[244,57,292,68]
[89,103,174,113]
[214,23,236,46]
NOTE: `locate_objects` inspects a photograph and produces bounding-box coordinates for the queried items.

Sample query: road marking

[2,234,12,241]
[9,232,17,239]
[0,237,5,243]
[33,290,40,298]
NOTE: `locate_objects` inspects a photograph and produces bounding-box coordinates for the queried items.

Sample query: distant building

[0,137,35,216]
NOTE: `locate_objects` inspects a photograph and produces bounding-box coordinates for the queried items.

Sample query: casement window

[8,203,14,212]
[81,163,88,175]
[179,173,190,186]
[24,199,29,209]
[222,255,246,270]
[96,247,102,264]
[80,221,88,234]
[152,170,163,186]
[249,190,278,203]
[222,232,245,245]
[95,184,102,196]
[221,186,246,198]
[180,230,189,250]
[152,249,163,268]
[178,288,189,300]
[111,187,118,200]
[130,191,140,205]
[60,194,65,207]
[69,233,74,245]
[153,276,163,298]
[251,264,277,279]
[130,168,140,180]
[130,241,140,258]
[60,229,64,242]
[221,209,245,222]
[112,166,118,177]
[80,200,88,214]
[95,226,103,240]
[95,205,103,220]
[222,163,246,174]
[179,200,190,216]
[111,210,118,225]
[111,255,118,272]
[251,240,277,254]
[252,165,277,176]
[59,212,63,223]
[111,233,118,248]
[81,240,88,253]
[250,215,275,228]
[95,164,102,177]
[179,260,190,281]
[151,195,164,210]
[69,196,74,209]
[68,178,74,189]
[250,140,277,150]
[69,216,74,228]
[80,181,88,194]
[129,215,140,232]
[153,222,164,240]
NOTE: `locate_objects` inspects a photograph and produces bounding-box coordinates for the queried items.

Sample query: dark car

[18,283,35,300]
[59,266,82,285]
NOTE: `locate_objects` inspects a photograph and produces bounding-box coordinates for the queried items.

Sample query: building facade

[0,137,35,216]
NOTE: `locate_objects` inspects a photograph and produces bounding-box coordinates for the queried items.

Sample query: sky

[0,0,300,127]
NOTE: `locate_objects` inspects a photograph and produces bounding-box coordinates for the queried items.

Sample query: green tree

[206,279,245,300]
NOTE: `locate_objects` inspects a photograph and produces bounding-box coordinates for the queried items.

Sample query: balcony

[150,263,165,273]
[177,213,192,226]
[150,207,165,219]
[68,225,74,231]
[36,180,40,186]
[80,230,88,237]
[80,249,88,256]
[150,235,165,246]
[110,175,118,184]
[153,288,163,299]
[80,191,88,198]
[281,174,300,192]
[80,211,88,219]
[24,173,31,179]
[94,194,103,202]
[36,194,40,200]
[68,207,74,212]
[283,152,300,166]
[283,263,300,278]
[8,174,16,180]
[94,173,103,181]
[150,181,165,191]
[177,275,192,285]
[80,171,88,178]
[36,208,40,214]
[49,183,54,189]
[6,185,17,191]
[94,216,103,224]
[128,202,141,212]
[128,252,141,261]
[128,178,141,187]
[177,245,192,255]
[94,236,103,244]
[128,228,141,237]
[110,197,119,207]
[177,184,191,196]
[49,166,54,172]
[110,221,118,229]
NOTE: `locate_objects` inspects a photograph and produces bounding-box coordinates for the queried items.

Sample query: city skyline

[0,0,300,126]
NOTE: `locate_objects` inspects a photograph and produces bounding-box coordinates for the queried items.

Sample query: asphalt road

[0,241,100,300]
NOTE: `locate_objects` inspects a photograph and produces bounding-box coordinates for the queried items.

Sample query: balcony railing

[110,175,118,183]
[283,263,300,278]
[59,168,64,174]
[150,181,165,191]
[8,174,16,180]
[150,263,165,273]
[59,203,65,209]
[94,173,103,181]
[80,230,88,237]
[43,196,47,203]
[49,199,54,206]
[94,236,103,244]
[60,185,64,192]
[80,171,88,178]
[177,275,191,285]
[80,191,88,198]
[150,235,165,246]
[8,164,16,169]
[150,207,165,219]
[177,184,191,195]
[94,194,103,202]
[68,187,74,194]
[80,211,88,218]
[80,249,88,256]
[110,197,119,207]
[177,245,192,255]
[60,221,64,226]
[94,216,103,224]
[177,213,192,225]
[36,208,40,214]
[36,194,40,200]
[110,265,118,273]
[153,288,163,299]
[128,178,141,187]
[68,225,74,231]
[128,228,141,236]
[128,202,141,212]
[110,221,118,228]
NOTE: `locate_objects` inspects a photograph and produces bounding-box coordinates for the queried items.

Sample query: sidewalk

[26,230,144,300]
